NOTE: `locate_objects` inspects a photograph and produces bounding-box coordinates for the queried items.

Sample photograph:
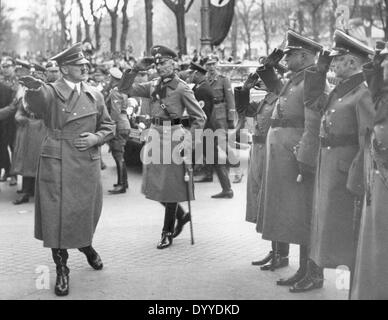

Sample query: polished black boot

[289,259,324,293]
[52,249,69,297]
[211,190,234,199]
[260,253,289,271]
[78,246,103,270]
[252,251,273,266]
[260,242,289,270]
[13,193,29,205]
[157,232,173,249]
[277,245,308,286]
[109,159,126,194]
[173,206,191,239]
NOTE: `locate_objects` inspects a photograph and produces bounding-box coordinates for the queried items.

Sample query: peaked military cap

[151,45,177,64]
[46,60,59,71]
[1,57,15,67]
[31,63,47,72]
[109,67,123,80]
[205,55,219,65]
[330,30,373,59]
[284,30,323,54]
[189,61,207,74]
[50,42,90,66]
[15,59,32,70]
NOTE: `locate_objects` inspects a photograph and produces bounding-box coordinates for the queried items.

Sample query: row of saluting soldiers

[238,29,388,299]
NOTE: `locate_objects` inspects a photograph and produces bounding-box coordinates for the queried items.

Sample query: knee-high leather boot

[157,203,177,249]
[277,245,308,286]
[289,259,324,293]
[52,249,69,296]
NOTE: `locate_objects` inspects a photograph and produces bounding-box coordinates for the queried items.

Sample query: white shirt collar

[63,78,81,94]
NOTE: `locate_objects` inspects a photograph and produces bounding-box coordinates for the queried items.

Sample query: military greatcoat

[243,91,278,231]
[120,72,206,203]
[351,63,388,299]
[24,78,115,249]
[258,66,322,246]
[305,69,374,268]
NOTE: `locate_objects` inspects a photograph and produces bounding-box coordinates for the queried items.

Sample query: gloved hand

[227,120,235,130]
[265,48,284,68]
[317,50,333,74]
[373,41,386,68]
[243,72,259,90]
[19,76,43,90]
[15,115,29,126]
[297,161,315,176]
[74,132,100,151]
[118,129,130,139]
[133,57,155,72]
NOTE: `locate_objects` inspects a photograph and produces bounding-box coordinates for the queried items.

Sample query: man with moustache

[292,30,375,293]
[258,30,323,285]
[19,43,115,297]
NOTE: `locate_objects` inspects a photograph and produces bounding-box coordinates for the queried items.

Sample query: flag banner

[210,0,235,46]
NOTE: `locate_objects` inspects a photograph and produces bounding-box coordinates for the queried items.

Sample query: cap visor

[329,50,343,57]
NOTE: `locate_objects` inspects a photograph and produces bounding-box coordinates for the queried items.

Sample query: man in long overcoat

[19,43,115,297]
[351,43,388,299]
[293,30,375,293]
[118,45,206,250]
[258,31,323,287]
[236,69,289,271]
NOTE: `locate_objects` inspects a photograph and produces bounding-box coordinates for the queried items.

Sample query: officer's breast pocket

[214,104,227,120]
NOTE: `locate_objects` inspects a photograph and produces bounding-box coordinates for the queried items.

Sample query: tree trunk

[77,0,91,42]
[110,15,118,52]
[176,4,187,55]
[384,0,388,41]
[94,18,102,51]
[145,0,153,55]
[330,0,337,40]
[261,0,270,56]
[231,11,238,61]
[120,0,130,52]
[90,0,102,50]
[77,23,82,42]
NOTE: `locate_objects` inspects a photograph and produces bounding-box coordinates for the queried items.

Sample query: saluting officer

[258,31,323,287]
[19,43,115,297]
[235,67,286,270]
[105,67,131,194]
[295,30,375,293]
[118,45,206,249]
[351,42,388,299]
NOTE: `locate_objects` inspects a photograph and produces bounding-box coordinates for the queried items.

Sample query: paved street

[0,146,348,300]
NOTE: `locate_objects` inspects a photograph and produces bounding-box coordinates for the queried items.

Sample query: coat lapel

[64,83,98,124]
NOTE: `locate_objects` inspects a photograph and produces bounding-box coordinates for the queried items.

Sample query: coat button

[331,110,336,113]
[73,113,77,116]
[327,147,331,150]
[338,98,342,102]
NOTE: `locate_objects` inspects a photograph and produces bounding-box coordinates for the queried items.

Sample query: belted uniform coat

[119,72,206,203]
[24,78,115,249]
[305,68,374,268]
[351,63,388,299]
[242,91,278,231]
[258,66,322,246]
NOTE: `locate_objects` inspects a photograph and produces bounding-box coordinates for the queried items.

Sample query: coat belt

[320,134,358,148]
[270,118,304,128]
[47,129,81,140]
[252,135,267,144]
